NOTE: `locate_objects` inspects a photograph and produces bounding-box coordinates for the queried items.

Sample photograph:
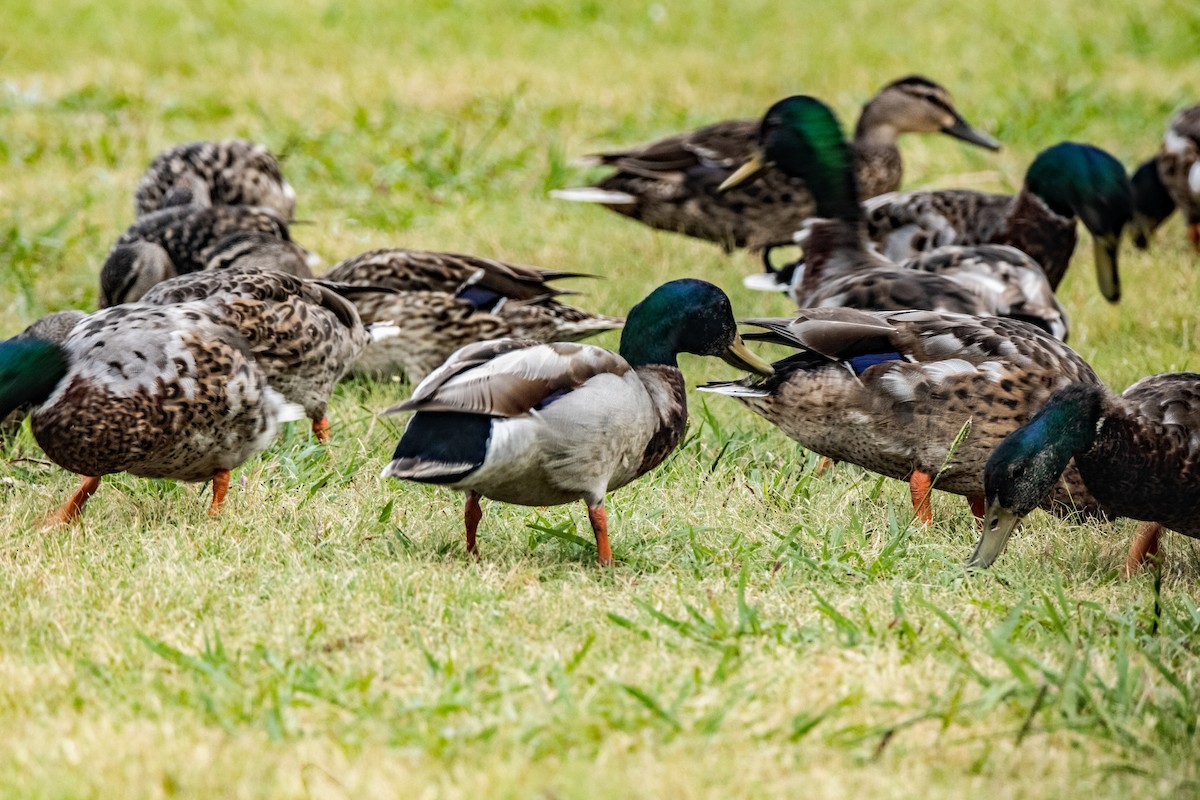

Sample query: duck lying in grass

[861,140,1134,301]
[323,248,625,383]
[970,375,1200,573]
[699,308,1103,525]
[380,279,774,566]
[0,303,303,523]
[552,76,998,258]
[718,96,1066,337]
[139,267,389,442]
[135,139,297,221]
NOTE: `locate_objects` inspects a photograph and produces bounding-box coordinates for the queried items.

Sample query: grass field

[2,0,1199,797]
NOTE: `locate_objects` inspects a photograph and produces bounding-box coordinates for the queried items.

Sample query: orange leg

[208,469,231,516]
[909,470,934,526]
[967,495,986,527]
[1123,521,1163,577]
[1188,223,1199,251]
[464,490,482,558]
[312,416,331,443]
[51,476,102,525]
[587,501,613,567]
[815,456,835,476]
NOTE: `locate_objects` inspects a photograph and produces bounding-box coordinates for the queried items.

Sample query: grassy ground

[2,0,1199,797]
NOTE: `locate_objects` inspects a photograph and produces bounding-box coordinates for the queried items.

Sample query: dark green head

[969,384,1104,568]
[619,279,773,376]
[719,95,859,220]
[1024,142,1133,302]
[0,336,71,419]
[1129,157,1175,249]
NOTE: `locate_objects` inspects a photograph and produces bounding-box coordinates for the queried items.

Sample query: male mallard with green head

[718,96,1066,337]
[381,279,774,565]
[552,76,999,257]
[970,375,1200,573]
[862,141,1134,301]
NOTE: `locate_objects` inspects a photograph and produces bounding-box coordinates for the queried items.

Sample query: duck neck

[997,189,1078,290]
[797,218,876,296]
[632,364,688,477]
[0,337,71,419]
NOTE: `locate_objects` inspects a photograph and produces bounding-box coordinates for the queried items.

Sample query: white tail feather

[549,187,637,205]
[1189,161,1200,195]
[368,321,403,342]
[696,382,770,398]
[275,401,308,423]
[743,272,789,292]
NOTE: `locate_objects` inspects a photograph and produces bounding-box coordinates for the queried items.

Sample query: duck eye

[1011,466,1026,480]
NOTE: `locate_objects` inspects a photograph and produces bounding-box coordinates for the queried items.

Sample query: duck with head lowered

[717,96,1067,338]
[861,140,1134,302]
[380,279,774,566]
[970,374,1200,573]
[551,76,999,260]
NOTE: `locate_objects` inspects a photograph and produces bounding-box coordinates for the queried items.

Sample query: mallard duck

[861,141,1134,301]
[718,96,1066,336]
[100,206,304,306]
[551,76,999,257]
[970,375,1200,572]
[0,311,89,438]
[699,308,1103,525]
[1129,158,1176,249]
[380,279,774,565]
[134,139,296,221]
[1150,105,1200,251]
[139,267,380,441]
[322,248,625,382]
[0,303,303,522]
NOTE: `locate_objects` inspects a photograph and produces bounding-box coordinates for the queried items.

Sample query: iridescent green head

[1024,142,1134,302]
[969,384,1104,568]
[719,96,860,221]
[620,279,773,376]
[0,336,71,420]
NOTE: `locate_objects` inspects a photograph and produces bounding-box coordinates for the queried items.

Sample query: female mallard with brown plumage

[139,266,386,442]
[861,140,1134,301]
[551,76,999,258]
[134,139,297,221]
[380,279,774,566]
[970,374,1200,573]
[0,303,303,522]
[322,248,625,382]
[718,96,1067,338]
[699,308,1103,525]
[100,205,307,306]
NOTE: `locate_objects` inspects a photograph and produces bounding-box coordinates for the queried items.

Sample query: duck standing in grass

[970,375,1200,573]
[699,308,1103,525]
[100,205,302,306]
[0,303,302,523]
[323,248,625,382]
[139,267,385,442]
[134,139,297,221]
[861,141,1134,301]
[552,76,999,259]
[380,279,774,565]
[1134,105,1200,251]
[718,96,1067,337]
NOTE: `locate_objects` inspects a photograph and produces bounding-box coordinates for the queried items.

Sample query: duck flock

[1,77,1198,574]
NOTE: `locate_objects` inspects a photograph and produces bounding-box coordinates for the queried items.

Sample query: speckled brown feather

[702,309,1102,516]
[1156,106,1200,228]
[115,205,291,273]
[30,303,291,483]
[323,249,623,382]
[135,139,296,221]
[1078,373,1200,537]
[140,268,370,422]
[560,77,996,252]
[864,188,1079,289]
